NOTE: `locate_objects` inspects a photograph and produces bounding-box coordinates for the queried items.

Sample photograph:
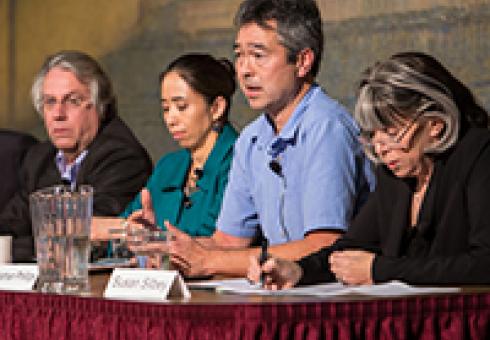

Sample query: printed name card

[104,268,191,301]
[0,265,39,291]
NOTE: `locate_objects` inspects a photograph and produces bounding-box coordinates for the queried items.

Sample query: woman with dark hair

[248,52,490,287]
[121,53,238,237]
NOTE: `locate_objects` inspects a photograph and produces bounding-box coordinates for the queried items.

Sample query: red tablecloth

[0,290,489,339]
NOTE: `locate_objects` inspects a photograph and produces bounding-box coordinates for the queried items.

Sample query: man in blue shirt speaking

[160,0,375,276]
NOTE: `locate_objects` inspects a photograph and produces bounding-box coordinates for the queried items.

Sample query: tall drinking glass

[30,185,93,294]
[125,225,169,269]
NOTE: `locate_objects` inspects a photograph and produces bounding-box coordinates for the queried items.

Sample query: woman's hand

[329,250,375,285]
[247,256,303,290]
[126,188,157,229]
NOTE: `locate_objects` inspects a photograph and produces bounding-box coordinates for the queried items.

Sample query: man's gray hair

[31,51,116,120]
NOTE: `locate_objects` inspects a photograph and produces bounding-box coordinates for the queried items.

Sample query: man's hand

[166,221,212,277]
[329,250,375,285]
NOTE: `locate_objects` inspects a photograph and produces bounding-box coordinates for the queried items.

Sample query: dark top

[298,127,490,285]
[0,115,153,262]
[122,123,238,236]
[0,130,38,208]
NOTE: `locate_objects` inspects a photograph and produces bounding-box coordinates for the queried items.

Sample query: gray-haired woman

[248,52,490,288]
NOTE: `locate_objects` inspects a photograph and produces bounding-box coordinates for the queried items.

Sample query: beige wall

[0,0,11,127]
[1,0,489,161]
[174,0,490,35]
[317,0,489,21]
[1,0,141,131]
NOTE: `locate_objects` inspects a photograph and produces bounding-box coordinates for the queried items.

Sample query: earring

[212,121,222,132]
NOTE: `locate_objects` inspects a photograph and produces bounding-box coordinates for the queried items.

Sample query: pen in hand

[259,239,269,287]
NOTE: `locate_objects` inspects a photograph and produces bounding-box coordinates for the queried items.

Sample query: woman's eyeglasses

[359,102,433,151]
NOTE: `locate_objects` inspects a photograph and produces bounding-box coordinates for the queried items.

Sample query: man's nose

[50,101,68,120]
[236,56,253,78]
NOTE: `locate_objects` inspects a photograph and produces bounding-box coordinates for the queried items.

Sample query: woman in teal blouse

[122,53,238,236]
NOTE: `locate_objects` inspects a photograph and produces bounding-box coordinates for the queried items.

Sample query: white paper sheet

[188,279,460,297]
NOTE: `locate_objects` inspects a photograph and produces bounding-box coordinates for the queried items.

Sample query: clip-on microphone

[269,159,283,177]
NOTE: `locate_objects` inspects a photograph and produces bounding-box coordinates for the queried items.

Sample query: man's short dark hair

[234,0,323,78]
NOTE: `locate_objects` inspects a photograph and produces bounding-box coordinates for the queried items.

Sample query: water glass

[125,226,169,269]
[108,226,130,259]
[147,229,170,269]
[30,185,93,294]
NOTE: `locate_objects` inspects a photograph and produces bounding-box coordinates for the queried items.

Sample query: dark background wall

[1,0,489,161]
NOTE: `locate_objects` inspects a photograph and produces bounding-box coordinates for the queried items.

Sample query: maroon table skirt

[0,290,489,340]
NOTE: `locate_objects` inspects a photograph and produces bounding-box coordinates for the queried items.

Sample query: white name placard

[104,268,190,301]
[0,264,39,291]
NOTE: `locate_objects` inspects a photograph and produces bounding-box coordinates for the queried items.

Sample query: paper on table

[187,279,460,297]
[342,281,460,297]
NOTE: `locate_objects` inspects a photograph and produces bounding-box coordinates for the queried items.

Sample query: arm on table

[373,153,490,285]
[168,223,341,277]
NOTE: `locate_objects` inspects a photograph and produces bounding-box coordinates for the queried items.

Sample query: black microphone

[61,179,71,186]
[194,168,204,179]
[269,159,283,177]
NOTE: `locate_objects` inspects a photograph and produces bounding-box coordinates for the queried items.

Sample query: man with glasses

[154,0,375,278]
[0,51,152,262]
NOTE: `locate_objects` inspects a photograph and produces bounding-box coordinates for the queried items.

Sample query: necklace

[184,167,203,197]
[411,165,433,227]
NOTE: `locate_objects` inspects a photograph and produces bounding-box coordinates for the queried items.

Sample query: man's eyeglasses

[42,93,92,112]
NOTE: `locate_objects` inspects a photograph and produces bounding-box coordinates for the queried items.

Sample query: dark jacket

[299,128,490,285]
[0,130,38,208]
[0,115,152,262]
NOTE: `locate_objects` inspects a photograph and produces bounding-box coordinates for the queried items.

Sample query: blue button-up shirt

[55,150,88,190]
[217,84,375,245]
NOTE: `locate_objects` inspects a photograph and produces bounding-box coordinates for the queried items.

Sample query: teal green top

[121,123,238,236]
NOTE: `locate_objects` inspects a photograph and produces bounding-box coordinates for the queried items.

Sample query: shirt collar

[199,123,236,180]
[160,123,237,191]
[160,151,191,191]
[250,84,320,157]
[55,150,88,189]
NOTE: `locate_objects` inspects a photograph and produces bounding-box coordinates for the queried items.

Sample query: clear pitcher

[30,185,93,294]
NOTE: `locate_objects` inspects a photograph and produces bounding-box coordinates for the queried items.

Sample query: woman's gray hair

[31,51,116,120]
[354,52,488,163]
